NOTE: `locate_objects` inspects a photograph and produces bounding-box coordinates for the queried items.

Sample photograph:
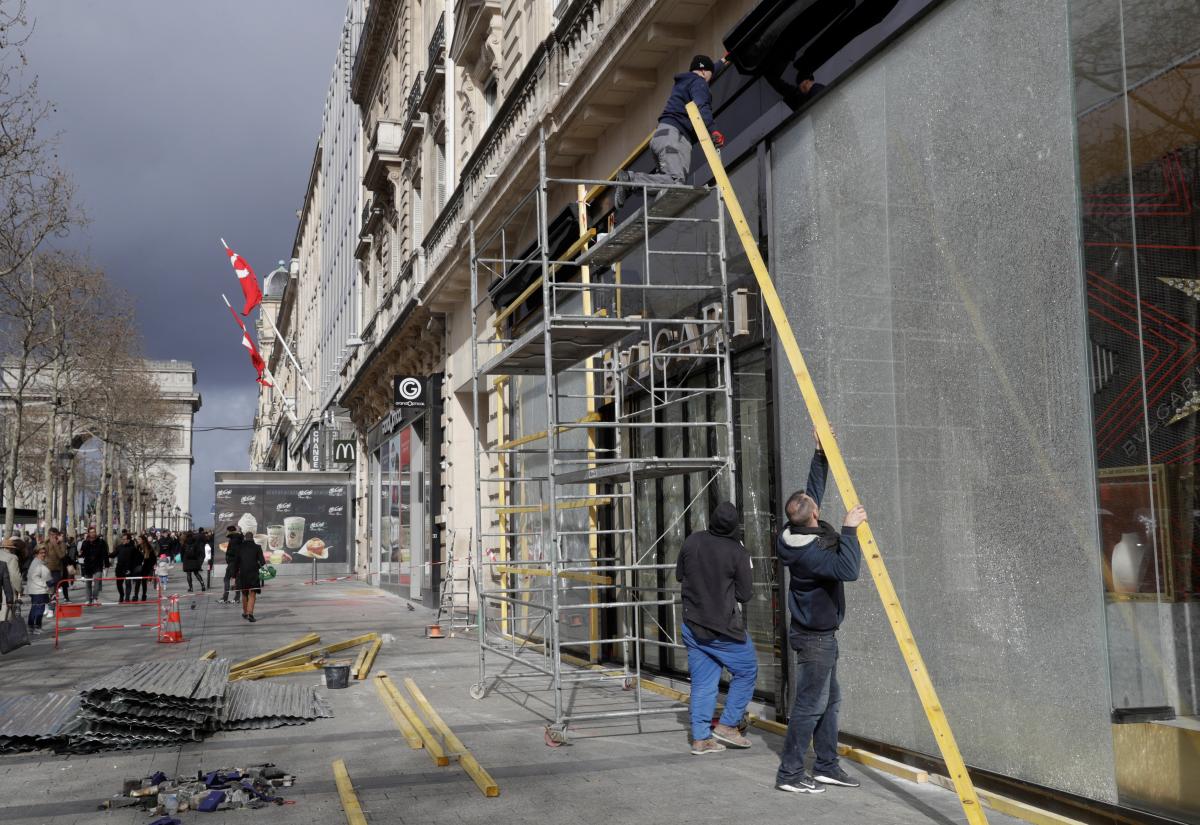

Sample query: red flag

[221,239,263,315]
[227,305,272,386]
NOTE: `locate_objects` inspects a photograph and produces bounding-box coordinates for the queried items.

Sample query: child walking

[155,553,171,591]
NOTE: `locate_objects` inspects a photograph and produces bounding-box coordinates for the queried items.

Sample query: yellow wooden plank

[239,633,379,674]
[377,673,448,765]
[403,678,500,798]
[928,775,1087,825]
[584,130,654,203]
[496,411,601,450]
[838,744,930,784]
[332,759,368,825]
[686,100,987,825]
[356,638,382,680]
[229,633,320,673]
[198,650,216,660]
[231,662,323,681]
[352,645,369,678]
[491,229,597,328]
[496,496,611,515]
[495,565,612,585]
[373,672,422,750]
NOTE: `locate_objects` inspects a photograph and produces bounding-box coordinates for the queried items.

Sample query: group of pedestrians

[0,525,216,638]
[676,429,867,795]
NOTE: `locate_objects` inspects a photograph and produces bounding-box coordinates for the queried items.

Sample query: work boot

[711,724,752,749]
[690,738,726,756]
[614,170,630,210]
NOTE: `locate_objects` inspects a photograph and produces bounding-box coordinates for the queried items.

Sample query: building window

[484,77,498,124]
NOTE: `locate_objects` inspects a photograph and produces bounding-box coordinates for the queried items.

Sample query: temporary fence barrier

[52,577,163,650]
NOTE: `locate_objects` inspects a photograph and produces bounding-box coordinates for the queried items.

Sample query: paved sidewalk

[0,577,1022,825]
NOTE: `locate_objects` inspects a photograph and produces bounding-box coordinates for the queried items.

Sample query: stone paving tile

[0,575,1024,825]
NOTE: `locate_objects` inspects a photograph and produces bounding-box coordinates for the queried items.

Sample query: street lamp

[174,505,181,531]
[56,449,74,531]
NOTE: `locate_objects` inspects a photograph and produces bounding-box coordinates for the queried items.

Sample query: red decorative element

[222,239,264,315]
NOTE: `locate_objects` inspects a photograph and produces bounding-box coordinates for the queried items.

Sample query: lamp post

[174,505,181,531]
[56,449,74,532]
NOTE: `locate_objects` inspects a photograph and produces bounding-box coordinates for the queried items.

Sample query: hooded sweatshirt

[675,502,753,643]
[657,72,716,141]
[777,451,861,638]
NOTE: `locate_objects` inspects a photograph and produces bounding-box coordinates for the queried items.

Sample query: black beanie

[709,501,739,538]
[690,54,715,73]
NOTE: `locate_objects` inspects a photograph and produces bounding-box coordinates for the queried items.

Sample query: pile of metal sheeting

[216,682,334,730]
[68,659,233,751]
[0,692,81,753]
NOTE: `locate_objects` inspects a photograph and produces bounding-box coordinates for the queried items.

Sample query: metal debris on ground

[100,763,296,815]
[1,655,337,753]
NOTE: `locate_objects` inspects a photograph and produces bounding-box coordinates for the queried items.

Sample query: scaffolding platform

[469,132,736,744]
[477,319,641,376]
[576,185,711,269]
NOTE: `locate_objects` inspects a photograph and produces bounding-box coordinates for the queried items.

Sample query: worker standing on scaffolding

[615,54,725,208]
[775,430,865,794]
[675,500,757,755]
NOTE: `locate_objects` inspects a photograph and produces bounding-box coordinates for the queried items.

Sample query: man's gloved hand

[711,130,725,148]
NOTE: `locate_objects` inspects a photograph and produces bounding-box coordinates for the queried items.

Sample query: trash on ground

[102,763,296,814]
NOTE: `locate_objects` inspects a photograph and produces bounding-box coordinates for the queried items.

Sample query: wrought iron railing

[427,12,445,73]
[404,72,423,128]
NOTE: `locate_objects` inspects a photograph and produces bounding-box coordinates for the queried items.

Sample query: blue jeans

[28,594,49,628]
[681,622,759,742]
[777,630,840,783]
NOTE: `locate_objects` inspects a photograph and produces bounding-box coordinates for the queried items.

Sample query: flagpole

[220,294,299,428]
[221,293,314,393]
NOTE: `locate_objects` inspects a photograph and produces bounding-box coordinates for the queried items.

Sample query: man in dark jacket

[774,433,865,794]
[218,526,242,605]
[675,501,758,755]
[113,530,141,603]
[181,532,205,592]
[617,55,725,205]
[79,526,110,605]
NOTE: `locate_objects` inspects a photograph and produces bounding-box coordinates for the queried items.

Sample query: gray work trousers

[626,124,692,190]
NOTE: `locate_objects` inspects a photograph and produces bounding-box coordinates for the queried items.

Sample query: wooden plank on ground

[332,759,368,825]
[198,650,216,660]
[403,677,499,798]
[356,638,382,680]
[229,633,320,673]
[377,673,447,765]
[373,672,422,750]
[838,744,929,783]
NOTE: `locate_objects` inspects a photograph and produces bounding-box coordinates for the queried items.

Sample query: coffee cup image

[283,516,306,550]
[267,525,284,550]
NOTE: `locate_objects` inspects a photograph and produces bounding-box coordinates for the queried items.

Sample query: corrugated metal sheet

[0,693,80,752]
[82,659,230,707]
[217,682,334,730]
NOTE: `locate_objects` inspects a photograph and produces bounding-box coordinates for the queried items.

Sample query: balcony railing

[404,73,423,129]
[427,13,445,73]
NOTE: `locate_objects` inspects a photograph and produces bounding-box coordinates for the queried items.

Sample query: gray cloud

[24,1,347,519]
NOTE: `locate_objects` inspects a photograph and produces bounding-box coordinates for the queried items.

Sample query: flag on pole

[221,239,263,316]
[226,304,272,386]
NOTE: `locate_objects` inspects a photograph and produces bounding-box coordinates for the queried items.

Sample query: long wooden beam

[332,759,368,825]
[404,678,500,798]
[229,633,320,673]
[686,100,987,825]
[373,673,422,750]
[377,673,447,765]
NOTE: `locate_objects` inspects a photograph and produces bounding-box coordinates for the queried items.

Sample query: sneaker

[776,775,824,794]
[711,724,752,749]
[246,614,257,623]
[242,613,249,620]
[690,738,726,756]
[613,170,630,210]
[813,767,860,788]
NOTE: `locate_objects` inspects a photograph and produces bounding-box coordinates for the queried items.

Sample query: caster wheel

[544,725,570,747]
[622,677,635,691]
[469,683,486,700]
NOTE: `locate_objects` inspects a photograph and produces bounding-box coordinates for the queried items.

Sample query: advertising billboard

[214,472,352,566]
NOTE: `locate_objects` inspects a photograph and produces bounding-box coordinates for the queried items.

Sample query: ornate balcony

[363,118,406,192]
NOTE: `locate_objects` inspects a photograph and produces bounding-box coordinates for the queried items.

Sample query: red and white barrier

[52,577,163,649]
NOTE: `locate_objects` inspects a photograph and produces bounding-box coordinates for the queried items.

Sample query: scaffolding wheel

[622,676,635,691]
[544,725,570,747]
[469,683,486,701]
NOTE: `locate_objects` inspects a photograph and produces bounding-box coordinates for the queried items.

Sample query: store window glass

[1071,0,1200,818]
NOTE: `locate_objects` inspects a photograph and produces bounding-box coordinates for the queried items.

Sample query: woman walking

[134,535,156,601]
[181,531,206,592]
[226,530,265,622]
[25,545,53,634]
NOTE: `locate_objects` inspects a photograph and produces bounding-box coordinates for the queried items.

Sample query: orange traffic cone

[159,594,184,643]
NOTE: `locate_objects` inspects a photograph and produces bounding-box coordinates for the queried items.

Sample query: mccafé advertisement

[214,472,352,565]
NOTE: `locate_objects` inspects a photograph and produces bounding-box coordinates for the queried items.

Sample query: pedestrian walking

[616,54,725,207]
[675,500,758,755]
[774,431,866,794]
[155,553,171,591]
[113,530,140,603]
[44,528,66,594]
[226,530,264,623]
[0,538,21,618]
[59,536,78,602]
[203,529,214,589]
[24,546,52,634]
[218,526,242,605]
[181,531,206,592]
[79,526,109,605]
[135,535,156,601]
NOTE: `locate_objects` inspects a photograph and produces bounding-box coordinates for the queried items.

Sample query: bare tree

[0,1,80,280]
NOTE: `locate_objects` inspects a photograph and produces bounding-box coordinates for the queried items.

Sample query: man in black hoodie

[675,501,757,755]
[617,55,726,207]
[774,432,866,794]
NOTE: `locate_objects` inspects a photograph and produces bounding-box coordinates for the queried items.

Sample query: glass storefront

[370,418,427,600]
[1071,0,1200,818]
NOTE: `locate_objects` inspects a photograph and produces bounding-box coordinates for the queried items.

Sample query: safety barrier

[51,576,163,650]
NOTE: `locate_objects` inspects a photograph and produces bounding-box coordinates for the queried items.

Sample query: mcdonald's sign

[331,439,357,465]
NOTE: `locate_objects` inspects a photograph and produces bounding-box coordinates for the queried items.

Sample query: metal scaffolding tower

[469,129,738,743]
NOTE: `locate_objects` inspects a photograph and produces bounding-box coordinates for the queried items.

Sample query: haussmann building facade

[262,0,1200,820]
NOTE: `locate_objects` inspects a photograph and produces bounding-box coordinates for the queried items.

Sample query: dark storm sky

[24,1,348,523]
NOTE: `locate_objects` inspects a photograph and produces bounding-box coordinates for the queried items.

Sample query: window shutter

[436,142,447,210]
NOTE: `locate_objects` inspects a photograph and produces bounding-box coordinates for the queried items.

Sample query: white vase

[1110,531,1145,593]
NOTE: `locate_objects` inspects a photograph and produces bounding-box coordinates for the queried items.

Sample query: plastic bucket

[324,663,351,689]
